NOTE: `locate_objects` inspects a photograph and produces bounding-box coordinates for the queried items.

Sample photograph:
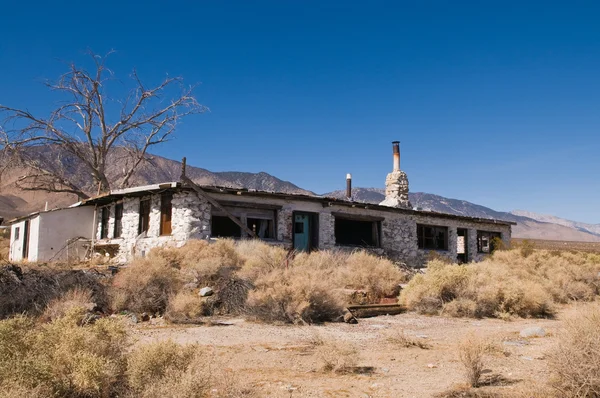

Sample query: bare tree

[0,51,206,199]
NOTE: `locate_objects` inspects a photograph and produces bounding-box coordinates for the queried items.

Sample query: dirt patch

[131,307,569,397]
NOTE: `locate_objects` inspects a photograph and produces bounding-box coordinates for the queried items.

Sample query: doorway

[457,228,468,264]
[22,220,30,260]
[293,212,318,252]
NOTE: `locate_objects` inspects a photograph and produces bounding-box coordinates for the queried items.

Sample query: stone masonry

[92,186,512,267]
[379,170,412,209]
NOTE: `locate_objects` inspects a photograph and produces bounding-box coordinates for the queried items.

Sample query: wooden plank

[346,304,406,318]
[180,175,258,238]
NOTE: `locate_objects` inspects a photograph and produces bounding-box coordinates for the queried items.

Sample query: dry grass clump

[127,341,209,396]
[315,340,360,373]
[0,310,128,397]
[0,312,254,397]
[386,329,430,349]
[549,303,600,397]
[40,287,96,323]
[128,341,255,398]
[111,256,181,314]
[341,251,407,299]
[401,249,600,319]
[152,239,242,283]
[247,265,345,324]
[107,240,407,324]
[164,291,210,322]
[0,264,109,319]
[0,230,9,262]
[458,334,488,388]
[236,240,289,280]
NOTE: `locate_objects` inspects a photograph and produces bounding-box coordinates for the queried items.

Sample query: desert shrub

[247,265,345,324]
[127,341,254,398]
[400,260,473,315]
[211,277,253,315]
[0,310,128,397]
[386,329,429,349]
[458,334,487,388]
[152,239,242,283]
[549,304,600,397]
[341,251,407,299]
[110,256,181,314]
[127,341,206,393]
[235,240,289,281]
[315,340,359,373]
[40,287,96,323]
[519,239,535,258]
[400,248,600,319]
[164,291,209,323]
[0,264,108,319]
[0,233,8,263]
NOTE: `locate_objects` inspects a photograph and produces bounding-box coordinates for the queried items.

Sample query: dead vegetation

[400,249,600,318]
[386,328,430,349]
[0,264,109,319]
[0,312,254,397]
[458,334,488,388]
[0,229,8,262]
[549,303,600,397]
[315,340,360,373]
[109,240,408,325]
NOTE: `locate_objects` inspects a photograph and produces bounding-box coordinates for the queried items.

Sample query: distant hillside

[0,148,312,219]
[2,147,598,243]
[511,210,600,237]
[324,188,600,242]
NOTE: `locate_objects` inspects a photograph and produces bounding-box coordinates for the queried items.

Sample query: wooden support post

[180,175,258,239]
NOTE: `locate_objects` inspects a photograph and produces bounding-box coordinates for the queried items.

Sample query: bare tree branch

[0,51,207,198]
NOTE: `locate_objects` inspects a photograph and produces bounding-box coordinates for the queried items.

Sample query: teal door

[293,214,310,252]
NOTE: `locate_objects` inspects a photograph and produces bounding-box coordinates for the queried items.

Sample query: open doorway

[292,212,318,252]
[457,228,468,264]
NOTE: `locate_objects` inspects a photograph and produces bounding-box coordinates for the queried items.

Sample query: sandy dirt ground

[128,305,578,398]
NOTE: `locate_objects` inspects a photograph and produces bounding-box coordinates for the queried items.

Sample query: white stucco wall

[9,216,41,262]
[36,207,95,262]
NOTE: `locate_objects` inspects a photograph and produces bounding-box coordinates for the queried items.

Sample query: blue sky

[1,1,599,223]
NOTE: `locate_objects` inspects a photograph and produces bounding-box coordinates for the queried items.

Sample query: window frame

[210,205,277,240]
[138,198,151,235]
[333,214,382,248]
[113,202,123,238]
[416,224,449,251]
[160,192,173,236]
[477,230,502,253]
[100,207,110,239]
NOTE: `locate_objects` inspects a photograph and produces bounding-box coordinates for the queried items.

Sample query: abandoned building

[7,142,513,266]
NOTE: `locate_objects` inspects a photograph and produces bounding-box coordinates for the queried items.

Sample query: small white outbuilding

[8,205,95,263]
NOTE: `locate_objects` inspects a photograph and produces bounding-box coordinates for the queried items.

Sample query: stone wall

[92,189,512,266]
[94,191,210,262]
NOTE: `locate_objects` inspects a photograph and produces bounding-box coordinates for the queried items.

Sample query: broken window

[247,218,274,239]
[477,231,501,253]
[210,206,276,239]
[160,192,173,236]
[417,224,448,250]
[211,215,242,238]
[114,203,123,238]
[138,198,151,235]
[334,216,381,247]
[100,207,110,239]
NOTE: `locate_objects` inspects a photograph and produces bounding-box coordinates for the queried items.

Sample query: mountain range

[324,188,600,242]
[1,151,598,242]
